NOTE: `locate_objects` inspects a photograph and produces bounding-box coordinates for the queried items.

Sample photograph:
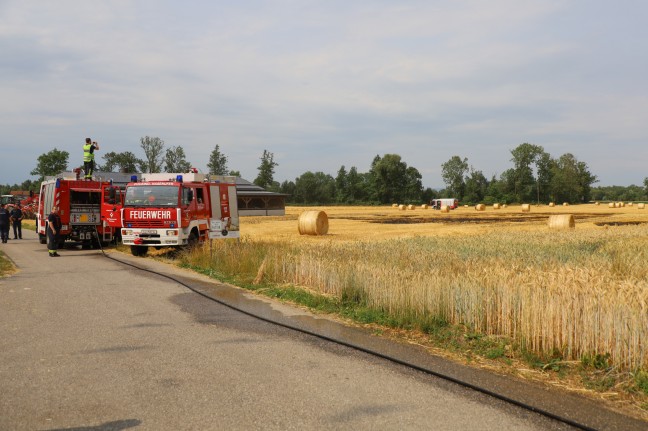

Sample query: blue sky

[1,0,646,188]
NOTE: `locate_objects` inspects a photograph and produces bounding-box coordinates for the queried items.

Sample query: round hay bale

[563,202,569,206]
[521,204,531,212]
[391,203,398,208]
[464,204,469,208]
[595,202,600,205]
[298,211,329,236]
[548,202,555,207]
[421,204,428,209]
[475,204,485,211]
[407,204,416,210]
[493,203,501,210]
[398,204,406,211]
[608,202,615,208]
[502,204,507,208]
[440,205,449,213]
[548,214,575,229]
[638,203,645,209]
[627,202,633,207]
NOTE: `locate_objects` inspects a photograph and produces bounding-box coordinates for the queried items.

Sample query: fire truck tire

[39,234,46,244]
[130,245,149,257]
[187,230,199,249]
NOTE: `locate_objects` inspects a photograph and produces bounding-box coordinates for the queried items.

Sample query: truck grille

[127,220,168,228]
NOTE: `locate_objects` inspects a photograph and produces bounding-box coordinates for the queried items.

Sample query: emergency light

[55,178,61,189]
[130,175,138,182]
[176,175,183,183]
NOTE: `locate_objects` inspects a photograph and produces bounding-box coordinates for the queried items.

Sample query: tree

[368,154,423,204]
[576,159,598,202]
[441,156,468,199]
[293,171,336,204]
[207,145,229,175]
[346,167,368,203]
[31,148,69,181]
[229,170,241,177]
[164,145,191,172]
[101,151,143,172]
[254,150,278,189]
[536,152,554,203]
[549,153,597,203]
[140,136,165,173]
[335,166,348,203]
[463,168,488,204]
[279,180,296,201]
[510,143,547,203]
[403,166,423,202]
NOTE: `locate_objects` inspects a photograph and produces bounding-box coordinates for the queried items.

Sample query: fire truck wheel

[131,245,149,257]
[39,234,46,244]
[187,230,199,249]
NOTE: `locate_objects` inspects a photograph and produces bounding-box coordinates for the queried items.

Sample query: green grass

[0,251,14,276]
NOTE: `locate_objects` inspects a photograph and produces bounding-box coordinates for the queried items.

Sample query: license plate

[140,229,157,234]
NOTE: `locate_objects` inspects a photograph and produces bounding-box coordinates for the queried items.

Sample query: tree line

[3,138,648,205]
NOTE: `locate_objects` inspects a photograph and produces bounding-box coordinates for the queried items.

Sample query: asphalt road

[0,230,641,430]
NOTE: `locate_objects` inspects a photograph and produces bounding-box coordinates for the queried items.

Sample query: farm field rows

[241,203,648,241]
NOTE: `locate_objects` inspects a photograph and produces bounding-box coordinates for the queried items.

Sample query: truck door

[102,185,123,228]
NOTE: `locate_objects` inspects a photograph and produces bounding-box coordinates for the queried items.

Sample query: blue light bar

[55,178,61,188]
[176,175,183,183]
[130,175,138,182]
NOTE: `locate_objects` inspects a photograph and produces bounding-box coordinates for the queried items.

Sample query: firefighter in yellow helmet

[83,138,100,180]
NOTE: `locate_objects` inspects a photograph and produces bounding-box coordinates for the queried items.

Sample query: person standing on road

[10,202,23,239]
[47,206,62,257]
[83,138,100,180]
[0,203,10,243]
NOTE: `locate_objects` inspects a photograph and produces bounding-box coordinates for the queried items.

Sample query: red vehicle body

[120,173,239,256]
[37,175,124,248]
[1,192,39,219]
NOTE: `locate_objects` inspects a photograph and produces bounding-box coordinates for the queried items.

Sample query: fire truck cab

[120,172,239,256]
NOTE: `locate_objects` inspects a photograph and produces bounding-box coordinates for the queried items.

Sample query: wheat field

[197,203,648,370]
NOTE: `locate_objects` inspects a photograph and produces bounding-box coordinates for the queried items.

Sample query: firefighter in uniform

[47,205,62,257]
[83,138,100,180]
[0,203,10,243]
[10,202,23,239]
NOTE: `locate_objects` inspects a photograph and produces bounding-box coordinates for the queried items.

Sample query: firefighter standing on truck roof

[47,206,62,257]
[83,138,100,180]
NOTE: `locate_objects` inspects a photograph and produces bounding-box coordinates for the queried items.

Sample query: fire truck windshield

[124,185,179,207]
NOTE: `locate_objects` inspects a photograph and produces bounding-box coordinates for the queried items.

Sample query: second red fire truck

[120,172,239,256]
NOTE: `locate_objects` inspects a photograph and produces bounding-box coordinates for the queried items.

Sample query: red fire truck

[37,174,124,248]
[120,172,239,256]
